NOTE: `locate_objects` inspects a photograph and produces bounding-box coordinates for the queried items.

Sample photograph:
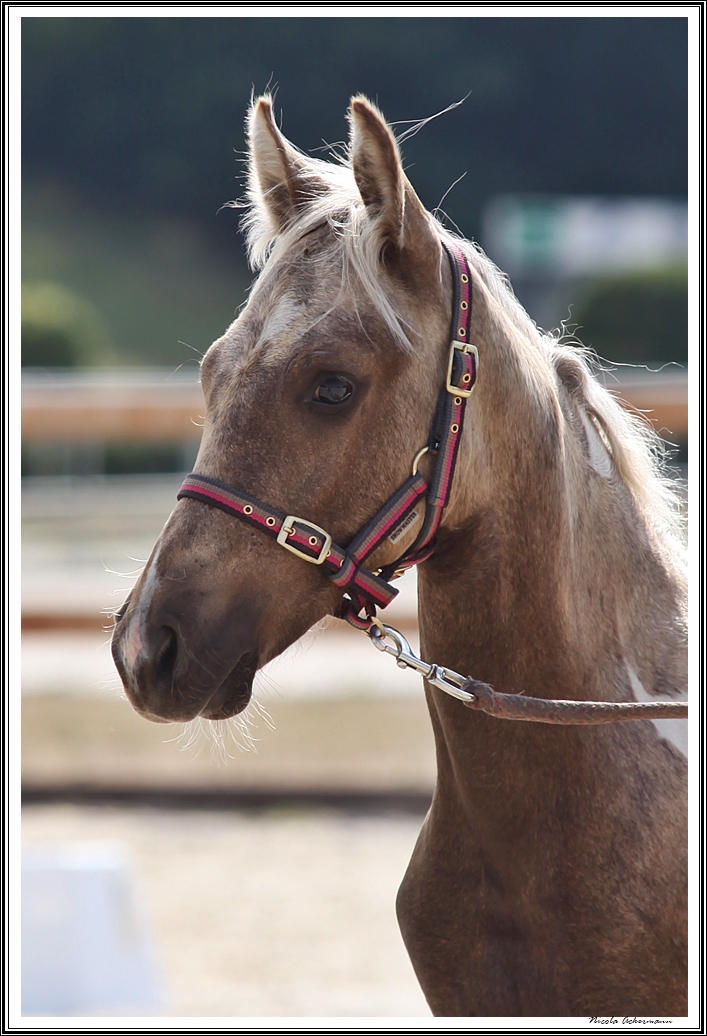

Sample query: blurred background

[19,13,689,1018]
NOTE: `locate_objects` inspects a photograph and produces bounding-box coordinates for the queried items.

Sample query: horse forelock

[240,153,426,354]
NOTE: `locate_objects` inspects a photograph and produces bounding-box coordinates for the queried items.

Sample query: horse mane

[449,231,686,555]
[239,128,686,557]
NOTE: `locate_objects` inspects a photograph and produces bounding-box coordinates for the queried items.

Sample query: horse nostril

[154,626,179,684]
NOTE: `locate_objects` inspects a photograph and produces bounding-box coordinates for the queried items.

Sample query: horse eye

[313,375,354,405]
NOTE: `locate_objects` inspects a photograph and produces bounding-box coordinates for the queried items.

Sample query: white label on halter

[389,508,421,545]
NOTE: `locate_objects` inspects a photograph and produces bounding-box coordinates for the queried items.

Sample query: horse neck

[417,282,686,738]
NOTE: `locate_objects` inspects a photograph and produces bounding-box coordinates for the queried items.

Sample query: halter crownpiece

[178,241,477,631]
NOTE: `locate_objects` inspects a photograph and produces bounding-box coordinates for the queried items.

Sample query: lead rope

[369,623,688,724]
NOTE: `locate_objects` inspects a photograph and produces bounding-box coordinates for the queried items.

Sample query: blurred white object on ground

[22,840,164,1016]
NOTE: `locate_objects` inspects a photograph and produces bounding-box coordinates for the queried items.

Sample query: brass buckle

[277,516,332,565]
[446,341,478,398]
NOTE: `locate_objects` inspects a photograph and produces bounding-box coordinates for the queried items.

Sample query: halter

[174,242,689,724]
[177,241,477,631]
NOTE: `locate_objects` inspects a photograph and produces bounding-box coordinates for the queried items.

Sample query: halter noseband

[177,241,477,631]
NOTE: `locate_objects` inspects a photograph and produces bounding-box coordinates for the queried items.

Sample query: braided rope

[462,680,688,724]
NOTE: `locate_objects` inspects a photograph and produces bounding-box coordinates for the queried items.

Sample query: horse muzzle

[111,590,261,723]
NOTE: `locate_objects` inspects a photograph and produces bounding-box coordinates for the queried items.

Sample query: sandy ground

[22,803,431,1019]
[22,693,436,793]
[19,479,435,1019]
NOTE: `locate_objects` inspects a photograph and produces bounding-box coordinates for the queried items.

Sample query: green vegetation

[21,440,197,478]
[22,281,114,367]
[22,183,250,367]
[572,268,688,366]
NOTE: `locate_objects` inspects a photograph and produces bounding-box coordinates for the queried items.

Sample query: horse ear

[346,97,402,248]
[349,97,406,249]
[248,96,326,232]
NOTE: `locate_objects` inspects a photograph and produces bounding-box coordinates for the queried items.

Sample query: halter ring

[411,446,430,476]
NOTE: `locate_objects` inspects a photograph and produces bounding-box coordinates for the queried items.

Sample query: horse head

[112,96,456,722]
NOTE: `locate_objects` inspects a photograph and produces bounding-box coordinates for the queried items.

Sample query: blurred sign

[483,196,688,278]
[22,842,164,1015]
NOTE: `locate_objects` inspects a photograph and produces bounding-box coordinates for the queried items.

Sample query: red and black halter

[177,241,477,631]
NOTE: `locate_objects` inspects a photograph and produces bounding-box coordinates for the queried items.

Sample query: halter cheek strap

[177,241,477,631]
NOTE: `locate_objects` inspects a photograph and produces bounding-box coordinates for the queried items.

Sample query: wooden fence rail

[21,368,688,442]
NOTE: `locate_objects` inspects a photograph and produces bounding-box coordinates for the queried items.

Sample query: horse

[111,95,688,1017]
